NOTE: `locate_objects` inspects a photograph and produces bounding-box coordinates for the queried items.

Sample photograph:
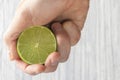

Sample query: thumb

[4,1,32,60]
[4,0,67,60]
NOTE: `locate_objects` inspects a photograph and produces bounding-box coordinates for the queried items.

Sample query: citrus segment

[17,26,56,64]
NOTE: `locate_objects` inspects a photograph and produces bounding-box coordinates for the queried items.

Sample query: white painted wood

[0,0,120,80]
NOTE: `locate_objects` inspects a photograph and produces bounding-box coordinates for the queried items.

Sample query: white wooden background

[0,0,120,80]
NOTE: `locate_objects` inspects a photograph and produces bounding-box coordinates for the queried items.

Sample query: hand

[4,0,89,75]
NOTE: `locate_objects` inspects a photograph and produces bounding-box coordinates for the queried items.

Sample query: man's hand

[4,0,89,75]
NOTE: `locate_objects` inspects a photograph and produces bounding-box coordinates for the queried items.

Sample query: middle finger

[51,23,71,62]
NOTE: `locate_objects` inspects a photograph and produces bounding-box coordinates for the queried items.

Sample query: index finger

[4,5,32,60]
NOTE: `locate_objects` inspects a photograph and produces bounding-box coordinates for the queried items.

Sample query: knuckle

[4,32,20,45]
[71,32,81,46]
[59,55,69,62]
[44,69,51,73]
[44,66,57,73]
[63,21,81,46]
[29,72,37,76]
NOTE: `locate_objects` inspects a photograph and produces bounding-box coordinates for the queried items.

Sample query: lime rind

[17,26,57,64]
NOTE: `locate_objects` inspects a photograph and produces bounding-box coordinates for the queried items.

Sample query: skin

[4,0,89,75]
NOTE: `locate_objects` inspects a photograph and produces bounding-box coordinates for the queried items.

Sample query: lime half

[17,26,56,64]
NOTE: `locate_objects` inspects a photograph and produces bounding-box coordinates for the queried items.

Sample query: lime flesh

[17,26,56,64]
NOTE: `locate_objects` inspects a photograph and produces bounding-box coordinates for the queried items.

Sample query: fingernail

[52,23,62,31]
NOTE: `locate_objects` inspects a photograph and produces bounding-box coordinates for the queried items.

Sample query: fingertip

[51,22,62,32]
[63,21,81,46]
[25,64,46,75]
[45,52,60,67]
[16,59,46,75]
[44,64,58,73]
[50,52,60,66]
[51,22,71,63]
[15,59,29,72]
[59,55,69,62]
